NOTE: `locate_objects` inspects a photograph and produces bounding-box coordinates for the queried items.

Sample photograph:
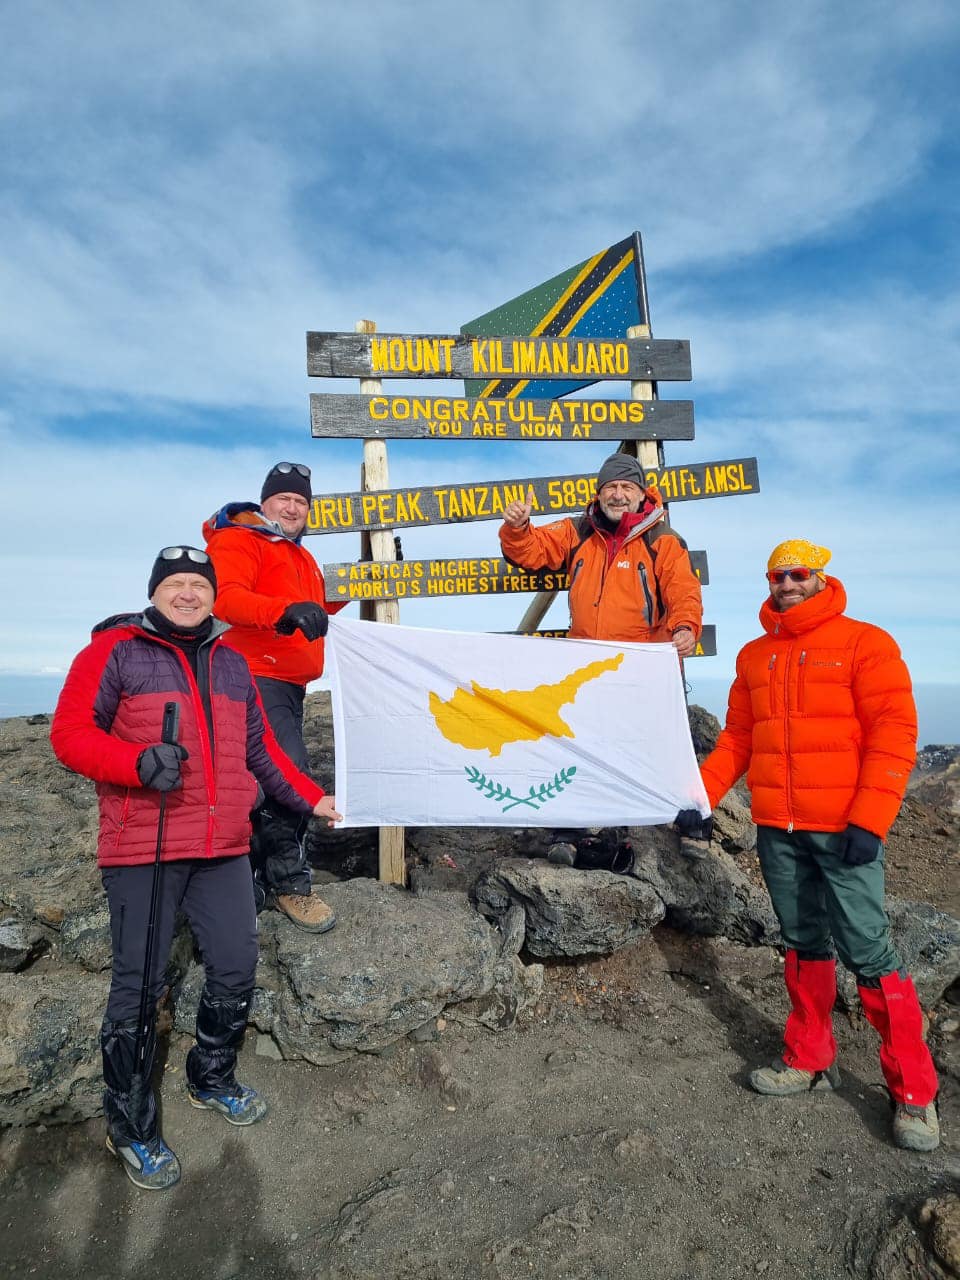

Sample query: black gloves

[840,823,882,866]
[138,743,189,791]
[276,601,329,641]
[674,809,713,842]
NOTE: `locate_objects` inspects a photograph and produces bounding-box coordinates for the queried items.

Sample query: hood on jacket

[202,501,287,544]
[759,575,847,637]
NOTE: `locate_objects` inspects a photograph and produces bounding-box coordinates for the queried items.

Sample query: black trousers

[101,854,258,1144]
[251,676,313,897]
[103,855,258,1019]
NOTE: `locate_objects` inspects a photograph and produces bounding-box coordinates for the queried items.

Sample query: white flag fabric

[325,616,710,828]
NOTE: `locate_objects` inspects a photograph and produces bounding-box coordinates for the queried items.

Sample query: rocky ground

[1,701,958,1279]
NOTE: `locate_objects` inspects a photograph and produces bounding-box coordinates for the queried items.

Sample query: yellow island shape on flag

[428,653,624,757]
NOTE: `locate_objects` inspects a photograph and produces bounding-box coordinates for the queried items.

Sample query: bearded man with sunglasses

[204,462,346,932]
[685,538,939,1152]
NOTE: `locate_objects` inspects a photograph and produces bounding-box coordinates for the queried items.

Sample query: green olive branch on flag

[463,766,577,812]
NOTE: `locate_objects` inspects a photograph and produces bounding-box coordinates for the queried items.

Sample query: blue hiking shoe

[187,1083,267,1126]
[106,1134,181,1191]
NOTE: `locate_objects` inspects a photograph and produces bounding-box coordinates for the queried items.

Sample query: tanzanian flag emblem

[461,232,649,400]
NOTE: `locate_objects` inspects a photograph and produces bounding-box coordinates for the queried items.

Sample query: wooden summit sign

[526,624,718,659]
[306,332,692,382]
[303,460,759,534]
[311,393,695,442]
[323,551,709,602]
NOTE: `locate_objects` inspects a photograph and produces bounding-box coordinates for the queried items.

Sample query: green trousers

[756,827,901,980]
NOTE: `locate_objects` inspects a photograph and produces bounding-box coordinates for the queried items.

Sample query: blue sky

[2,1,958,726]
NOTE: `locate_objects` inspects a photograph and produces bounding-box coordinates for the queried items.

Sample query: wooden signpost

[305,232,760,885]
[354,319,405,886]
[523,624,718,659]
[307,331,692,382]
[322,551,709,602]
[301,460,759,535]
[311,392,695,442]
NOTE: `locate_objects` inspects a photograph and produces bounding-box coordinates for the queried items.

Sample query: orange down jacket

[699,577,917,838]
[499,491,702,643]
[203,505,346,686]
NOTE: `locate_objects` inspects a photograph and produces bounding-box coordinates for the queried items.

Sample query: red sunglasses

[766,567,818,584]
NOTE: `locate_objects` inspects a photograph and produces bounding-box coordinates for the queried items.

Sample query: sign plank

[324,552,709,603]
[306,332,692,382]
[303,460,759,535]
[523,624,718,658]
[310,393,694,442]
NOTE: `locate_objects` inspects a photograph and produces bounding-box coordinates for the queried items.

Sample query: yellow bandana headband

[767,539,831,581]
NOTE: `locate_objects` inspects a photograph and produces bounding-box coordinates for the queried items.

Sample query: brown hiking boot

[893,1102,940,1152]
[274,892,337,933]
[749,1057,840,1096]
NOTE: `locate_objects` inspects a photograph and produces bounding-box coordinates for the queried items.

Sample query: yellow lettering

[370,337,390,372]
[369,397,388,420]
[472,339,489,374]
[515,340,537,374]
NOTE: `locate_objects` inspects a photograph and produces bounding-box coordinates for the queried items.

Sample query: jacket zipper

[798,650,807,711]
[570,557,584,587]
[782,646,794,830]
[170,642,219,856]
[767,653,777,714]
[637,564,655,626]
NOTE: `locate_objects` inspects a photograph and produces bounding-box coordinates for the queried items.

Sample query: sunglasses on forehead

[766,566,818,584]
[158,546,210,564]
[269,462,310,479]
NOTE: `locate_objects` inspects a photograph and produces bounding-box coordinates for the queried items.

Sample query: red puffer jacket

[700,578,916,838]
[203,504,347,685]
[500,491,702,643]
[50,615,324,867]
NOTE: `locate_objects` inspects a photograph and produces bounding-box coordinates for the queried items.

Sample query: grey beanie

[596,453,645,491]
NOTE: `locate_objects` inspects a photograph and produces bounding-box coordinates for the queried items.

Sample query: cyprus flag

[325,616,710,828]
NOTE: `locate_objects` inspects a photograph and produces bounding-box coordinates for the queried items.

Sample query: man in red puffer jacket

[51,546,341,1191]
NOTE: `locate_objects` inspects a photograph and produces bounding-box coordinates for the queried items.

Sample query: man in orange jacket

[684,538,938,1151]
[501,452,703,872]
[500,452,702,653]
[203,462,347,932]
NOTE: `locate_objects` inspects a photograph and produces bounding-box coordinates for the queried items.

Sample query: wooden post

[625,322,664,473]
[355,319,406,886]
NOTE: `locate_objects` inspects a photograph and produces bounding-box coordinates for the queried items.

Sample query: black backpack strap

[563,512,594,575]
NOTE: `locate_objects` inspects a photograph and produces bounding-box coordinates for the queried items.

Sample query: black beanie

[596,453,645,491]
[148,546,218,599]
[261,462,312,504]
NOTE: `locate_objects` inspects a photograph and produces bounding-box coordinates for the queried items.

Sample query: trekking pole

[128,700,180,1136]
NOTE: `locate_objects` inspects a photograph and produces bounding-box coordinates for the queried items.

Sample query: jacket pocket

[114,791,131,847]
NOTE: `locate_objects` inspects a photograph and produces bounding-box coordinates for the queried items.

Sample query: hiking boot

[546,842,577,867]
[749,1057,840,1096]
[188,1082,268,1127]
[106,1134,181,1191]
[893,1101,940,1152]
[274,891,336,933]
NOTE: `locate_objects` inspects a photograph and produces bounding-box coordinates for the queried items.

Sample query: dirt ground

[2,909,958,1280]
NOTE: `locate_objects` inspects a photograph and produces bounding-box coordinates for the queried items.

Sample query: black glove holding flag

[276,601,329,641]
